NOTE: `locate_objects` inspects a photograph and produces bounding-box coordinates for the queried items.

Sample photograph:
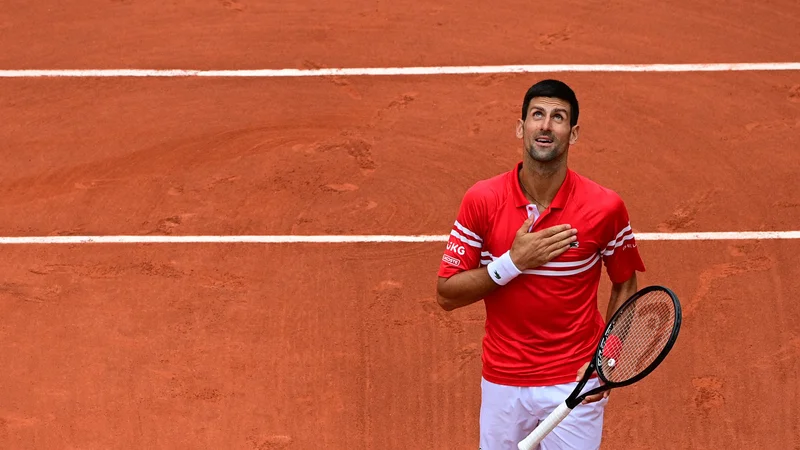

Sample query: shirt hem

[481,370,598,387]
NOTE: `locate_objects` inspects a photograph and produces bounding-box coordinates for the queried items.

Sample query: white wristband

[487,251,522,286]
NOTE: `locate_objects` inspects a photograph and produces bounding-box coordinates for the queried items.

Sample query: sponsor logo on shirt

[446,241,466,255]
[442,255,461,266]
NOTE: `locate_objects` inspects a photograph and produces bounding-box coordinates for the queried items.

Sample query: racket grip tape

[517,401,573,450]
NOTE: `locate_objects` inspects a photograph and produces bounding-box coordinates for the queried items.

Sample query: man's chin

[527,147,561,163]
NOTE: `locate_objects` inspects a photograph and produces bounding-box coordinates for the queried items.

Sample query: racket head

[594,285,682,388]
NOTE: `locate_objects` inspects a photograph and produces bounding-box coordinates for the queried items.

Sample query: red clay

[1,73,799,237]
[1,1,800,449]
[2,0,800,69]
[0,241,798,449]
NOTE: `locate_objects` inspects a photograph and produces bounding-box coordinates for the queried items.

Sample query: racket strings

[600,290,677,383]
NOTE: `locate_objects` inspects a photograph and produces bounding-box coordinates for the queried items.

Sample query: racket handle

[517,401,573,450]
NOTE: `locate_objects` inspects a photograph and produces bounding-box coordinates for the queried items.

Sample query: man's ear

[516,119,524,139]
[569,124,580,144]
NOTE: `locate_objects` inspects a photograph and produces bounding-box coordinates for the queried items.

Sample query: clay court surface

[2,1,800,449]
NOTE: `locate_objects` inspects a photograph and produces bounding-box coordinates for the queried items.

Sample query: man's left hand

[576,361,611,404]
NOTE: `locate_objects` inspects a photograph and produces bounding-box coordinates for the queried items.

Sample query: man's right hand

[509,219,578,270]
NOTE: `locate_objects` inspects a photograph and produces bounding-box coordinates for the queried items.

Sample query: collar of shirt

[508,161,575,210]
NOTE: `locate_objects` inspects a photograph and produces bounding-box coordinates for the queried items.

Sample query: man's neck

[518,156,568,208]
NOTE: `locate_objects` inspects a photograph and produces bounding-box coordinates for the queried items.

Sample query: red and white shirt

[438,162,646,387]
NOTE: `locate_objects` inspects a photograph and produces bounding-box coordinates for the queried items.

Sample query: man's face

[516,97,579,163]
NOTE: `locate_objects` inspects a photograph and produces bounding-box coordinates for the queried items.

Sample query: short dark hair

[521,79,579,127]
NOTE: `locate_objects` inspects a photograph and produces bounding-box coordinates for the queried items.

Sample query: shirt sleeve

[601,195,646,283]
[437,185,487,278]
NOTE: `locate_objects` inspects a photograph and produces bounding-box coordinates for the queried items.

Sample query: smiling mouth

[534,136,554,146]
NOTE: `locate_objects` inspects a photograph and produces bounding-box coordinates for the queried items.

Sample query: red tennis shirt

[438,162,646,387]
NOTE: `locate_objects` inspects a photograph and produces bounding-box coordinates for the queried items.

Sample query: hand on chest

[485,205,604,274]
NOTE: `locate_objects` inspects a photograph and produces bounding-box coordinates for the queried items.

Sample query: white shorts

[479,377,609,450]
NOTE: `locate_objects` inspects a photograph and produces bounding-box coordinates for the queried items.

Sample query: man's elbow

[436,293,458,311]
[435,279,458,311]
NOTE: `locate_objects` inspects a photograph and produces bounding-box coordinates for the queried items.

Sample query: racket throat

[567,366,596,409]
[565,396,583,409]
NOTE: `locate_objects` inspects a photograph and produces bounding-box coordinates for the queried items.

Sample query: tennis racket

[517,285,682,450]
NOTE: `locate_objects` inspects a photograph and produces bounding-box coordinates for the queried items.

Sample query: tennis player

[436,79,646,450]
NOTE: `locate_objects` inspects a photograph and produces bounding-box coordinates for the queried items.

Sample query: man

[436,79,646,450]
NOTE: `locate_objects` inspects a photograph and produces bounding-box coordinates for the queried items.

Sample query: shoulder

[461,169,510,207]
[571,171,627,213]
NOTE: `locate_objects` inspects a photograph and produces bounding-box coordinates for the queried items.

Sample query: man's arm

[436,270,500,311]
[605,272,638,322]
[600,195,645,321]
[577,272,639,404]
[436,221,578,312]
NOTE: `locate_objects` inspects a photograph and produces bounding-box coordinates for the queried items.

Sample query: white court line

[1,63,800,78]
[0,232,799,244]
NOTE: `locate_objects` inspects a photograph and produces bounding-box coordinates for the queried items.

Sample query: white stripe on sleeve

[454,221,483,242]
[602,224,635,257]
[450,230,482,248]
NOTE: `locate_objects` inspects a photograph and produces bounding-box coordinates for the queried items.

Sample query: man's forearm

[436,268,500,311]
